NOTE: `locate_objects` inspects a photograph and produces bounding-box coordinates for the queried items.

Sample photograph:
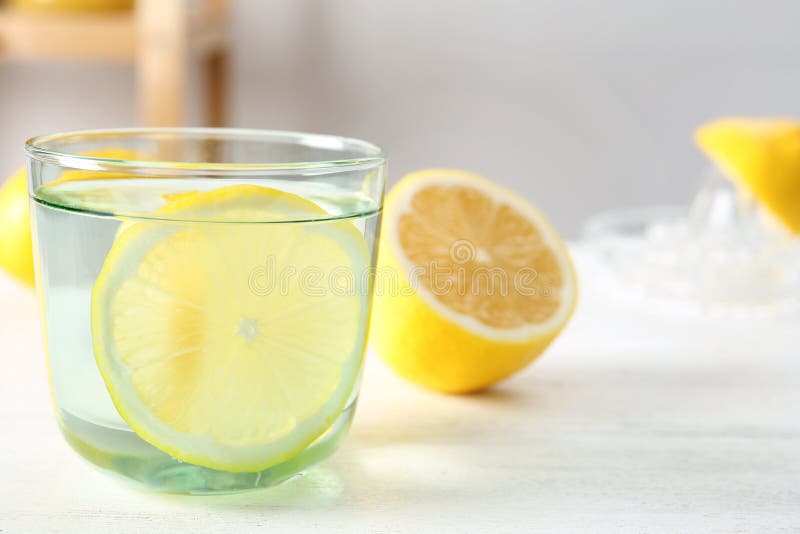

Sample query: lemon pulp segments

[91,185,371,471]
[370,169,577,393]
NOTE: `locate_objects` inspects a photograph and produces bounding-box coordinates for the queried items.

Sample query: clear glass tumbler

[26,128,386,494]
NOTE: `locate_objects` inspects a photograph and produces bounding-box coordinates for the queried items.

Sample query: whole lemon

[0,149,143,289]
[0,167,35,288]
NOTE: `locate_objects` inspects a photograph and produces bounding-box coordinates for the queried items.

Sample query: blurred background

[2,0,800,236]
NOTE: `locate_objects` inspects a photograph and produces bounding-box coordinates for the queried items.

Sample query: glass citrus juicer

[583,118,800,313]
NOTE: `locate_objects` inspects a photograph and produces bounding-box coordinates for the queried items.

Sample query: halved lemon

[370,169,577,393]
[91,185,371,471]
[695,117,800,234]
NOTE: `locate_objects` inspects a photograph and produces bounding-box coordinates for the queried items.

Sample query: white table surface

[1,247,798,533]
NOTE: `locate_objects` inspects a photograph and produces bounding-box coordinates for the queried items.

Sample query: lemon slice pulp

[91,185,370,471]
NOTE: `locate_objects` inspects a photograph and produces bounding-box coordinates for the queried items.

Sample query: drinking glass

[26,128,386,494]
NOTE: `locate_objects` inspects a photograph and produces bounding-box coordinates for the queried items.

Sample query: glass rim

[25,127,386,175]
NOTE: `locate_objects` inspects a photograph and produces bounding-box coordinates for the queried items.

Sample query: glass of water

[27,128,386,494]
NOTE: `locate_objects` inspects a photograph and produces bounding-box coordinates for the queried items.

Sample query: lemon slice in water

[91,185,370,471]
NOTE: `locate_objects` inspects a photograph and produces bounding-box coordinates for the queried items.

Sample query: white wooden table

[1,248,798,533]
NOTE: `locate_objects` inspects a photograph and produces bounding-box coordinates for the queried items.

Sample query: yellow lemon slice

[91,185,371,471]
[695,117,800,234]
[36,148,159,215]
[370,169,577,393]
[50,148,144,185]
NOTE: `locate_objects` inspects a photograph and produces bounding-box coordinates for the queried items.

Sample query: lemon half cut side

[370,169,578,393]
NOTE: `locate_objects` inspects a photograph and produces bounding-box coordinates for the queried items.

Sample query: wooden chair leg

[135,0,189,127]
[204,48,228,127]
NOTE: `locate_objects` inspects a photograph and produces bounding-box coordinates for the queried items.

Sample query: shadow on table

[319,381,550,503]
[148,381,555,510]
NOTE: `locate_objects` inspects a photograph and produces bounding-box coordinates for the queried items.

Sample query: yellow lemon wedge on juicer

[369,169,577,393]
[695,117,800,234]
[0,167,35,287]
[91,185,371,471]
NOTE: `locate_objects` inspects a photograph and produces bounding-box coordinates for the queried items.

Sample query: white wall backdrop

[2,0,800,236]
